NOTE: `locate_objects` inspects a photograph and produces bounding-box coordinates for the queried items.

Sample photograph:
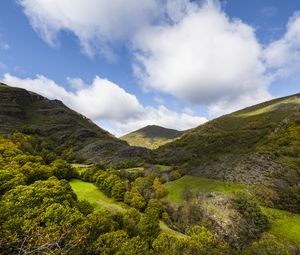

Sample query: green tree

[124,187,146,210]
[243,236,290,255]
[122,208,141,237]
[153,177,167,198]
[51,159,75,180]
[153,233,186,255]
[94,230,129,255]
[118,236,152,255]
[138,205,161,241]
[187,226,231,255]
[112,181,126,201]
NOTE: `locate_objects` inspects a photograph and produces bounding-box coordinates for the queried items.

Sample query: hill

[0,83,150,163]
[121,125,184,149]
[157,93,300,184]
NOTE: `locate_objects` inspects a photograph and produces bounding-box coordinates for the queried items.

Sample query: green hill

[157,93,300,183]
[0,83,150,163]
[121,125,184,149]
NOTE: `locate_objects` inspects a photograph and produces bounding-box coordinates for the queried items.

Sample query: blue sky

[0,0,300,135]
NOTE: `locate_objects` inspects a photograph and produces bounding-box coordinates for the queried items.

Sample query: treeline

[0,134,77,195]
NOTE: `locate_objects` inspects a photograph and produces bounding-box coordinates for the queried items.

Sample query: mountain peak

[121,125,184,149]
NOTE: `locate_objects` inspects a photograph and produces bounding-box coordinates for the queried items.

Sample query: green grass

[120,167,144,172]
[262,207,300,245]
[71,163,91,169]
[71,163,92,174]
[165,175,246,203]
[70,179,187,237]
[69,179,126,212]
[156,165,171,172]
[159,222,187,238]
[237,96,300,117]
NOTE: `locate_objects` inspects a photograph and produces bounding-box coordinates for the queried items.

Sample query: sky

[0,0,300,136]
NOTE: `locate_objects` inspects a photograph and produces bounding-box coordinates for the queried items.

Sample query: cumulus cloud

[3,73,143,120]
[133,1,271,116]
[101,105,206,136]
[18,0,300,119]
[17,0,161,58]
[3,73,206,136]
[264,12,300,78]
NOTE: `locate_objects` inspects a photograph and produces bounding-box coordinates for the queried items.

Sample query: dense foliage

[0,131,297,254]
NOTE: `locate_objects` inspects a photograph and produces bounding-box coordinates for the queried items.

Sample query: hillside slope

[157,93,300,184]
[0,83,150,163]
[121,125,184,149]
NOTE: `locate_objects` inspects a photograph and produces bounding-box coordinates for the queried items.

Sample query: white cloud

[101,105,206,136]
[264,12,300,78]
[3,73,206,136]
[207,88,272,116]
[133,1,271,116]
[17,0,161,58]
[18,0,300,119]
[67,77,86,90]
[3,73,143,120]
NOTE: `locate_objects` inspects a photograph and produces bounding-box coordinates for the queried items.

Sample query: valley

[1,84,300,254]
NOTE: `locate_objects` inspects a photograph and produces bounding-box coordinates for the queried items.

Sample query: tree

[231,192,270,246]
[122,208,141,237]
[153,177,167,198]
[243,236,290,255]
[94,230,129,255]
[124,187,146,210]
[138,205,161,241]
[187,226,231,255]
[0,178,86,254]
[153,233,186,255]
[170,170,181,180]
[118,236,152,255]
[51,159,75,180]
[84,210,119,244]
[147,199,164,218]
[112,181,126,201]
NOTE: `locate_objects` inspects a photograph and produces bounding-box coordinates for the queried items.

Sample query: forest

[0,132,298,255]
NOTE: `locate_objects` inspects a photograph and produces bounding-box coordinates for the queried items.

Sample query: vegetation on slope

[69,179,126,212]
[0,83,151,164]
[121,125,184,149]
[157,93,300,214]
[165,175,245,203]
[0,134,297,254]
[263,207,300,245]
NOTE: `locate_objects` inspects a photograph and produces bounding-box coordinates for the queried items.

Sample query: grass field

[120,167,144,172]
[71,163,92,174]
[165,175,246,203]
[156,164,171,172]
[69,179,126,212]
[69,179,186,238]
[262,207,300,245]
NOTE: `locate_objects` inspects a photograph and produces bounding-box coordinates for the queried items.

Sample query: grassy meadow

[69,178,187,238]
[165,175,246,203]
[263,207,300,245]
[69,179,126,212]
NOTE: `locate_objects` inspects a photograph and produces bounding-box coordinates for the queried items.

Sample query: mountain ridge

[0,83,150,164]
[121,124,185,149]
[156,92,300,184]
